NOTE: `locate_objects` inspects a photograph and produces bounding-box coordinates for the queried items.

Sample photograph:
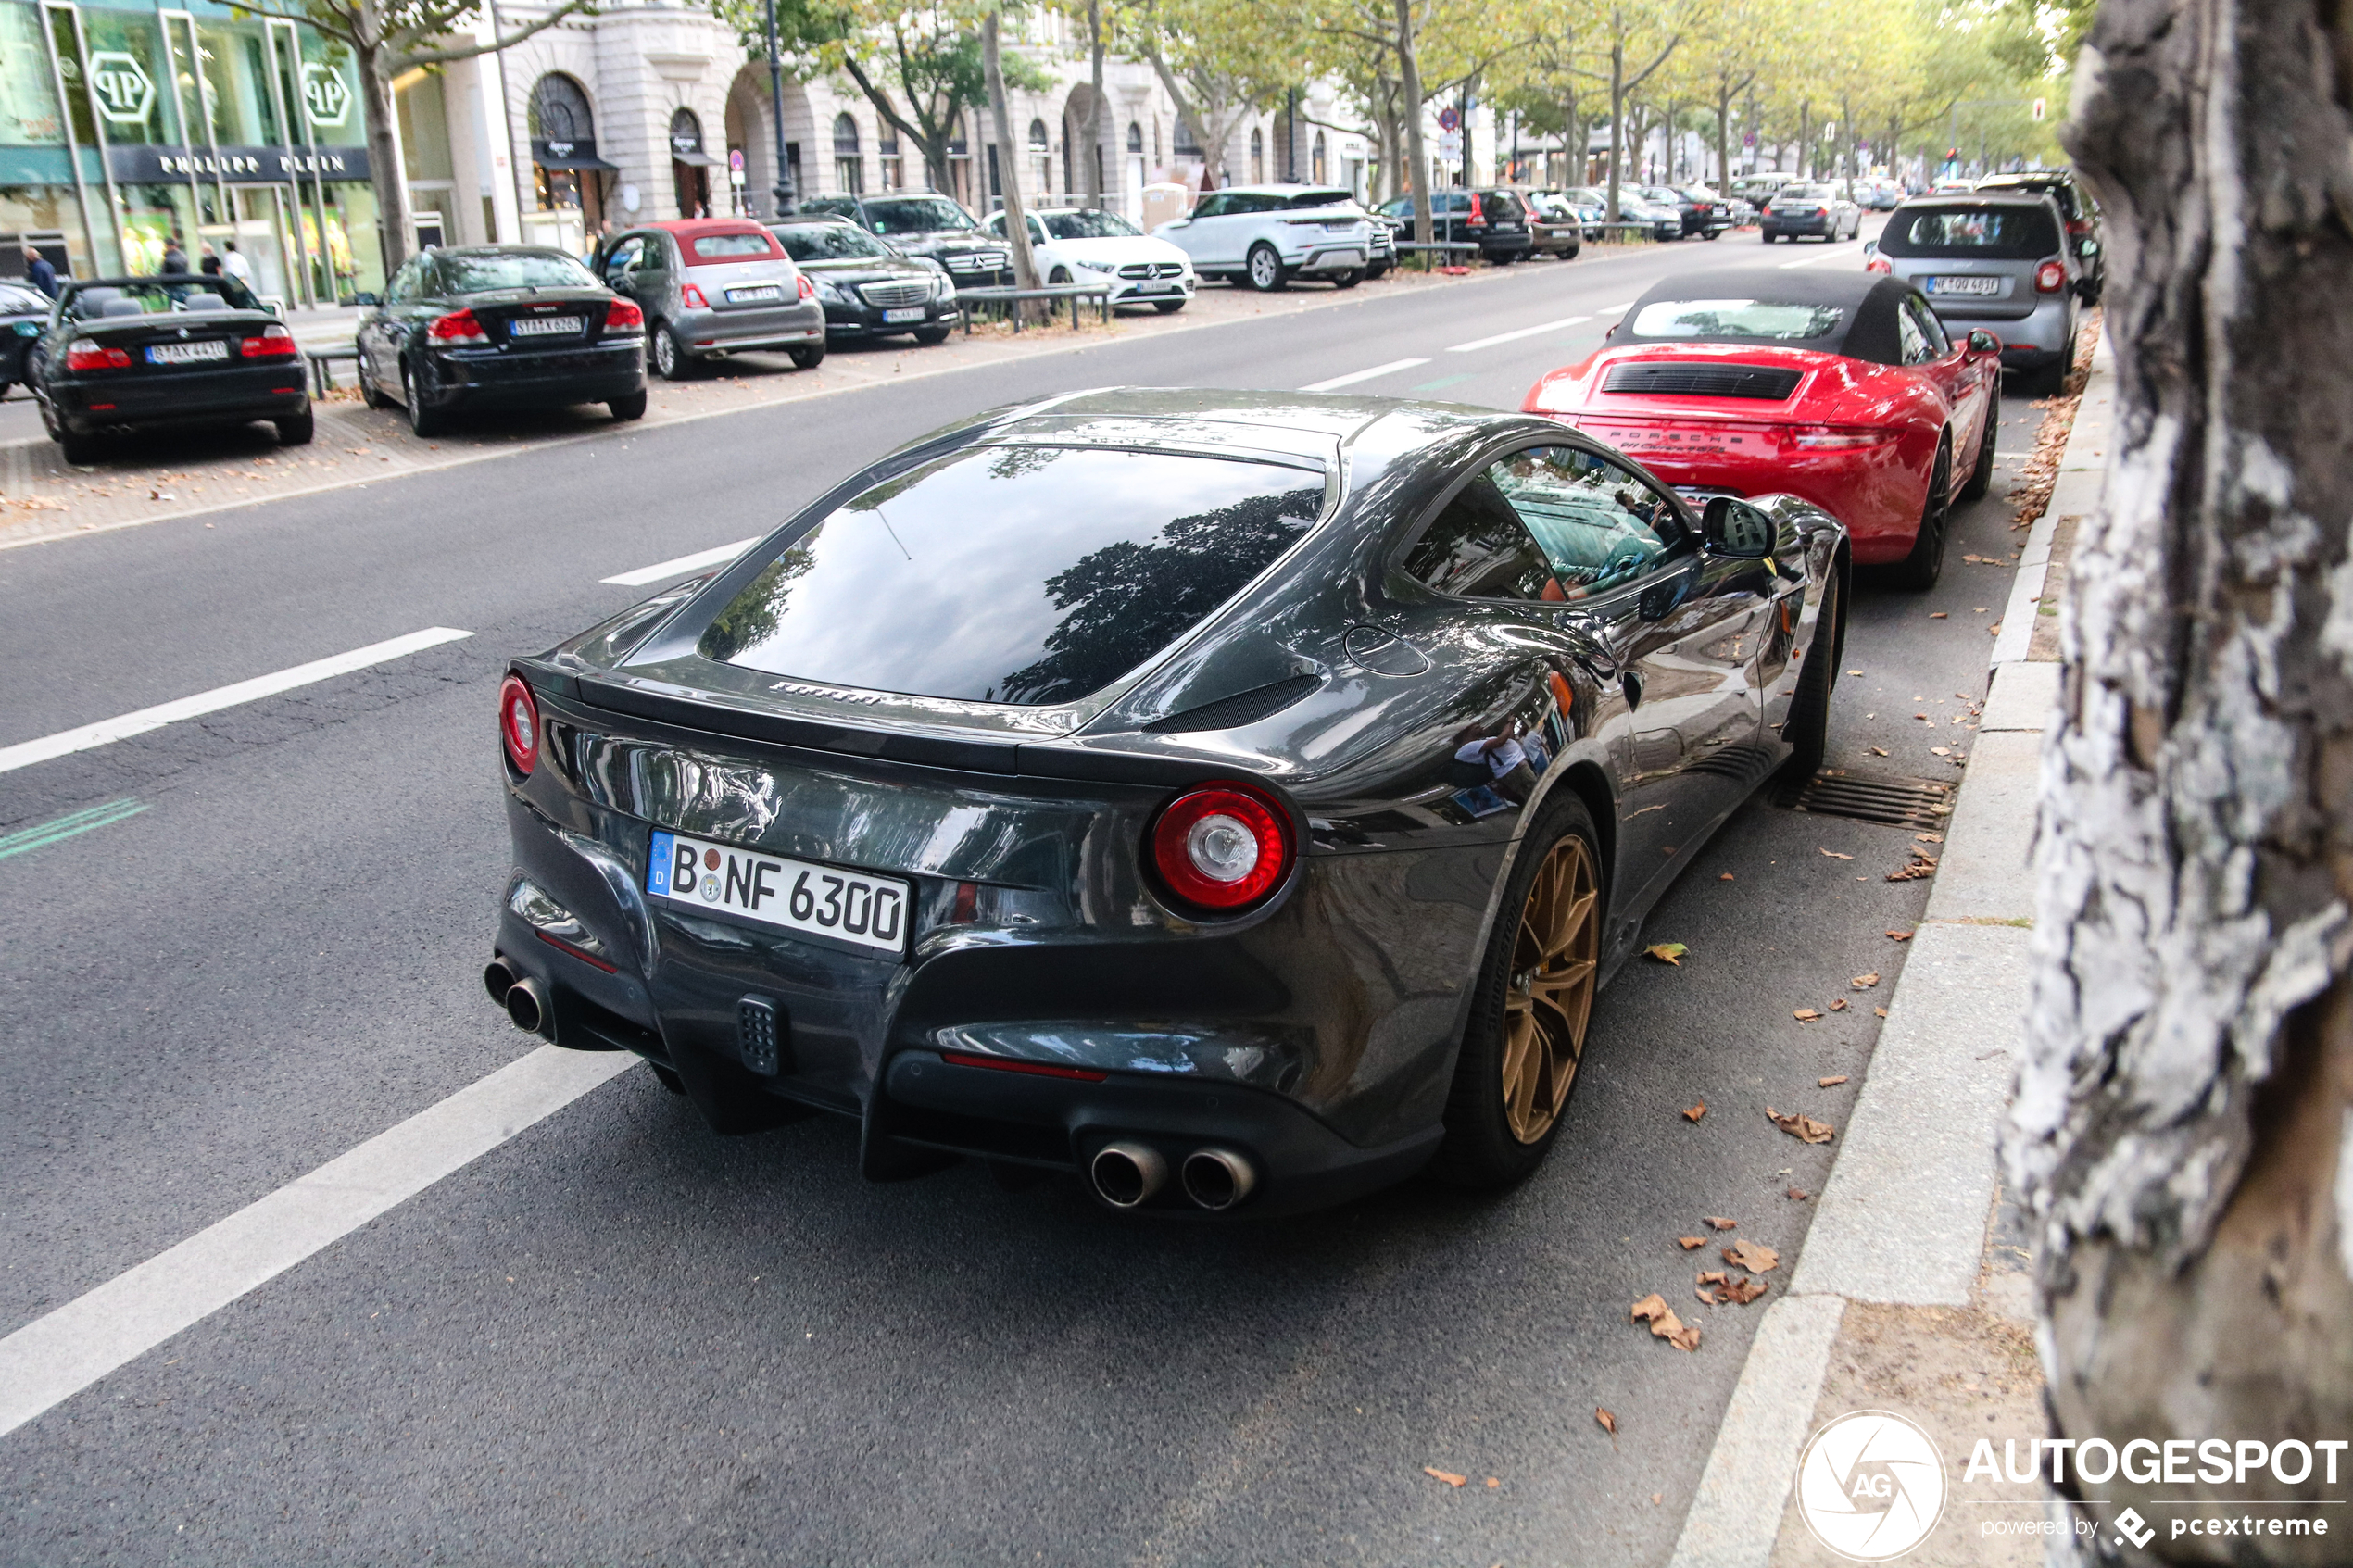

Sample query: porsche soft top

[1620,270,1916,365]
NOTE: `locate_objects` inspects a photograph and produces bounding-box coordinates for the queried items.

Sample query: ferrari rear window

[1630,299,1845,341]
[700,447,1325,706]
[1880,206,2059,260]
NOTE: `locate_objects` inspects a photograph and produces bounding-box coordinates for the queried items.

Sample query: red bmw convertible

[1522,270,2001,587]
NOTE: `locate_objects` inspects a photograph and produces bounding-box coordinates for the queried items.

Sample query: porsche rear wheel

[1890,437,1953,591]
[1958,385,1999,501]
[1430,792,1604,1187]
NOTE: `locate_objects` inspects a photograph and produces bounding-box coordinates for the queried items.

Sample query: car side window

[1487,446,1686,597]
[1401,474,1564,602]
[1895,302,1931,364]
[1906,295,1951,357]
[633,235,669,277]
[385,259,422,305]
[603,236,642,285]
[1191,194,1228,220]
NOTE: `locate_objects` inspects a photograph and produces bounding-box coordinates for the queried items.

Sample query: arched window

[1173,114,1202,159]
[528,73,593,144]
[1126,121,1143,155]
[1250,125,1264,183]
[1027,117,1051,196]
[526,75,598,222]
[1312,131,1327,184]
[670,107,709,218]
[878,120,901,190]
[832,112,862,194]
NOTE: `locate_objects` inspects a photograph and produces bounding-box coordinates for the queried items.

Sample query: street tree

[2007,0,2353,1549]
[1596,3,1681,220]
[230,0,593,276]
[979,6,1045,289]
[1127,0,1296,187]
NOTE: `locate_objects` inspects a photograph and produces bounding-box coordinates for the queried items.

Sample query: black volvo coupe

[356,245,646,436]
[30,275,310,464]
[486,390,1847,1214]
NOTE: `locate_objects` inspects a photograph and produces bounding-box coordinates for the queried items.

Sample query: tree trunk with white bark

[2008,0,2353,1558]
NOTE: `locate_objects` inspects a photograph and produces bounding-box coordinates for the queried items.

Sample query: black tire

[788,342,825,370]
[1428,790,1606,1189]
[1245,243,1287,293]
[275,411,314,446]
[649,322,698,381]
[1761,231,1777,243]
[608,389,647,421]
[1151,298,1186,314]
[1780,568,1843,778]
[1957,384,1999,501]
[1330,269,1363,289]
[358,357,388,409]
[912,324,952,344]
[1889,437,1954,591]
[402,360,447,438]
[1703,228,1721,241]
[41,389,101,465]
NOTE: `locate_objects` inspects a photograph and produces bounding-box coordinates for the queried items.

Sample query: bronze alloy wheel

[1500,834,1601,1143]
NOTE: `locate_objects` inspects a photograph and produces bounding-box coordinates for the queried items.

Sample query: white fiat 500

[984,207,1198,313]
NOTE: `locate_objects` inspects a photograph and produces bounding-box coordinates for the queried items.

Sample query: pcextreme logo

[1794,1411,1947,1562]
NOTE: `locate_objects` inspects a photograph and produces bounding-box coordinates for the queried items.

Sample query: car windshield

[700,446,1327,706]
[437,251,595,292]
[1880,205,2060,260]
[862,197,975,234]
[64,275,260,318]
[772,222,890,261]
[1629,297,1846,342]
[1041,209,1140,239]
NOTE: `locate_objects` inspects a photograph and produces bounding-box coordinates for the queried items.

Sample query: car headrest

[179,294,230,311]
[100,297,146,317]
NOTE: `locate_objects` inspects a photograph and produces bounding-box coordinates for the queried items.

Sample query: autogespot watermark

[1794,1412,2347,1561]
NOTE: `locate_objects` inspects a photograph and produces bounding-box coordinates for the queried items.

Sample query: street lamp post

[765,0,797,217]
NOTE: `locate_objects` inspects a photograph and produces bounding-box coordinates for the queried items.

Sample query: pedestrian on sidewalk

[199,244,223,277]
[20,243,57,298]
[221,242,253,287]
[161,233,190,274]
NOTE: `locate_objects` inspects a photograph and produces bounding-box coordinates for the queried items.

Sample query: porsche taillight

[1783,425,1899,451]
[1148,781,1291,913]
[499,673,539,775]
[2034,260,2068,294]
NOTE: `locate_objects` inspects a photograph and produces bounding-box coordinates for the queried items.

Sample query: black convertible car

[486,390,1847,1214]
[30,275,309,464]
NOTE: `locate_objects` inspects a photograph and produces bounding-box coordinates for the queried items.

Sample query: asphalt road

[0,224,2047,1566]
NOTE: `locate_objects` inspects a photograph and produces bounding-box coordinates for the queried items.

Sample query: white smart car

[983,207,1198,313]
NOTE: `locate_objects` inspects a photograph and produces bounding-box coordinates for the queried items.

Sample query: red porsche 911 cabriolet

[1523,270,2001,588]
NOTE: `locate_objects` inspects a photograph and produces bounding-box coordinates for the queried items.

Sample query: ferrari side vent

[1604,363,1803,400]
[1775,769,1955,830]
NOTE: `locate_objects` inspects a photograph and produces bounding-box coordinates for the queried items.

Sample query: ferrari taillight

[1149,781,1291,913]
[2034,261,2068,294]
[499,673,539,775]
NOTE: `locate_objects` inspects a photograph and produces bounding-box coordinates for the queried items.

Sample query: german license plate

[881,307,925,323]
[727,284,783,304]
[1928,276,2001,296]
[510,315,582,335]
[648,830,909,956]
[145,339,227,364]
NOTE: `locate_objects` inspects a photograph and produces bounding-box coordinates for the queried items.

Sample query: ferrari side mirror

[1703,496,1774,558]
[1967,328,2002,354]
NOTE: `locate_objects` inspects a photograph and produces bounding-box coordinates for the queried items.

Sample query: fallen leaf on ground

[1847,669,1863,675]
[1697,1269,1727,1285]
[1931,746,1951,757]
[1645,942,1687,965]
[1768,1107,1837,1144]
[1818,1074,1850,1087]
[1887,929,1914,941]
[1793,1008,1823,1022]
[1679,1236,1706,1249]
[1929,611,1949,619]
[1695,1283,1717,1304]
[1723,1238,1781,1273]
[1788,1186,1811,1200]
[1653,1493,1663,1505]
[1718,1273,1769,1305]
[1886,852,1940,883]
[1874,1006,1888,1018]
[1705,1216,1738,1230]
[1596,1407,1617,1435]
[1682,1102,1706,1123]
[1852,973,1880,988]
[1425,1466,1467,1487]
[1818,847,1853,859]
[1719,872,1735,881]
[1828,997,1849,1011]
[1629,1296,1703,1350]
[1487,1476,1500,1488]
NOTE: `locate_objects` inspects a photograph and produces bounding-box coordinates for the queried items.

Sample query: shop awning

[536,150,622,172]
[670,149,721,167]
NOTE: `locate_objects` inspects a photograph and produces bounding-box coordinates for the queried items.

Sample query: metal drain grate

[1776,769,1956,830]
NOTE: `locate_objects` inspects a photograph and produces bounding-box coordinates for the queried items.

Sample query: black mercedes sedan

[485,389,1847,1215]
[769,216,959,345]
[797,191,1015,289]
[357,245,645,437]
[29,275,310,464]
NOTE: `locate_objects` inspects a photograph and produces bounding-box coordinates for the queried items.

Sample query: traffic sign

[1437,106,1460,133]
[1436,131,1464,161]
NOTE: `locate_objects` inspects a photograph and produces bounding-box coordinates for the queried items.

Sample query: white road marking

[0,627,473,777]
[0,1046,640,1441]
[1445,315,1593,353]
[1779,244,1866,270]
[1597,302,1633,312]
[601,538,761,587]
[1298,358,1429,392]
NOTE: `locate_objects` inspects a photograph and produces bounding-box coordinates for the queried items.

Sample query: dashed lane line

[1444,315,1592,353]
[0,626,472,776]
[1298,358,1429,393]
[0,1045,640,1441]
[602,537,761,586]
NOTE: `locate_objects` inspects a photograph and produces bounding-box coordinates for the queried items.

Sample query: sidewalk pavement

[1668,332,2113,1568]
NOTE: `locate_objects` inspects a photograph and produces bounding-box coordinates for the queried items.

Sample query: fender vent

[1604,362,1803,399]
[1143,673,1319,734]
[1775,769,1955,830]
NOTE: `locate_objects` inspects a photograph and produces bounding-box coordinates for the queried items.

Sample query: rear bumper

[55,364,308,431]
[426,341,644,408]
[673,301,826,355]
[820,300,961,337]
[1762,215,1831,234]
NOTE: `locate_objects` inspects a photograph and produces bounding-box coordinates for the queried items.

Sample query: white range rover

[1152,184,1380,292]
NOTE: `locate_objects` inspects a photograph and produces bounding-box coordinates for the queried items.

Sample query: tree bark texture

[2008,0,2353,1555]
[1394,0,1430,246]
[981,11,1043,294]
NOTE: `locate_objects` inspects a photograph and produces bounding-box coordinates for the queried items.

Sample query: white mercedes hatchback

[983,207,1198,312]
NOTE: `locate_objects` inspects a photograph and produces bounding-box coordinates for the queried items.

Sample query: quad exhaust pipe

[1088,1141,1258,1211]
[484,956,549,1037]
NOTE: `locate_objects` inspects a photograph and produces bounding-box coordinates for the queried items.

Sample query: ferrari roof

[1624,268,1917,366]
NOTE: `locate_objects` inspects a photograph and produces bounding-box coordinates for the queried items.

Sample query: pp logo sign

[1796,1411,1948,1561]
[301,62,351,127]
[86,50,155,126]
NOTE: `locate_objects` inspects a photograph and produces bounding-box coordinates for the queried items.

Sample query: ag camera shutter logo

[301,63,352,127]
[1795,1410,1948,1560]
[86,51,155,127]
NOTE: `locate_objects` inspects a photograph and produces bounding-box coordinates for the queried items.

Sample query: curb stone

[1669,332,2113,1568]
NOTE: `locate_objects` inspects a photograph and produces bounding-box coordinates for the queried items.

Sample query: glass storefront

[0,0,381,301]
